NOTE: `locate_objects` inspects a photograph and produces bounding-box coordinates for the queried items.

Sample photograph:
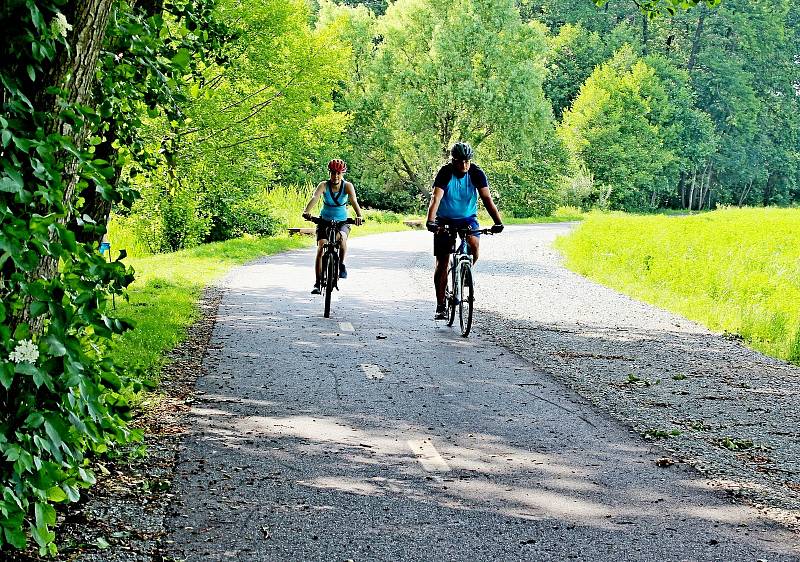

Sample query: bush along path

[14,287,222,561]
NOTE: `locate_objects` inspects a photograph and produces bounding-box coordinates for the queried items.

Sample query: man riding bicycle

[426,142,503,320]
[302,158,364,294]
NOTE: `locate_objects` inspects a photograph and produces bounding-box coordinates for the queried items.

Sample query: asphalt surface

[164,225,799,561]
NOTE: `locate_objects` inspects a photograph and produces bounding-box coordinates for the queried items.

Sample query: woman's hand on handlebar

[355,216,364,226]
[302,212,312,221]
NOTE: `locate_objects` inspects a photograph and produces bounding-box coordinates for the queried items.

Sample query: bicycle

[306,216,357,318]
[438,224,498,337]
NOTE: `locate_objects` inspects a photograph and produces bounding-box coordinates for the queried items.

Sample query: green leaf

[100,370,122,391]
[27,65,36,81]
[171,48,192,70]
[95,536,110,549]
[1,129,11,148]
[46,486,67,502]
[63,483,80,503]
[0,169,24,194]
[45,335,67,357]
[0,363,13,390]
[78,467,96,485]
[13,323,30,340]
[34,501,56,527]
[25,412,45,428]
[44,420,64,450]
[30,521,55,549]
[3,526,27,549]
[29,300,48,318]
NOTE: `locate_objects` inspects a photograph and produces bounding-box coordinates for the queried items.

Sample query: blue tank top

[320,181,349,221]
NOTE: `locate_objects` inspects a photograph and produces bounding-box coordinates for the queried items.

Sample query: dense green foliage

[555,209,800,364]
[533,0,800,211]
[318,0,568,217]
[0,0,228,554]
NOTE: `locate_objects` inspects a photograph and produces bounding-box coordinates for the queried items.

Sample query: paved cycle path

[164,227,799,561]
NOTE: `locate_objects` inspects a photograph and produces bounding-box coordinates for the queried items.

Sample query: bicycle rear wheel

[324,252,337,318]
[459,265,473,336]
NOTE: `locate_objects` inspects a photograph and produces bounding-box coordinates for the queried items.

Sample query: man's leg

[466,235,480,263]
[434,255,448,310]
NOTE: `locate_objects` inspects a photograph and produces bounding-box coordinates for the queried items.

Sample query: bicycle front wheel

[324,253,337,318]
[459,265,474,336]
[446,261,457,327]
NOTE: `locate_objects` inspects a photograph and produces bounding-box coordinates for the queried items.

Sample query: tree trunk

[687,169,697,210]
[78,0,165,245]
[642,14,649,55]
[20,1,115,332]
[697,163,710,211]
[687,9,706,73]
[76,128,119,244]
[763,172,777,205]
[738,179,752,206]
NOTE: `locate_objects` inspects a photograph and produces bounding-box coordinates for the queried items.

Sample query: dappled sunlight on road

[164,227,799,561]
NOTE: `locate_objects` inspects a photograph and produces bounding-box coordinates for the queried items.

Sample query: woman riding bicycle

[425,142,503,319]
[302,158,364,294]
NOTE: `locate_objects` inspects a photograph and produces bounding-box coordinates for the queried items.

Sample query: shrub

[356,183,424,214]
[229,195,280,237]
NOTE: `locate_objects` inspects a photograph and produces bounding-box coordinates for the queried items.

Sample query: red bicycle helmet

[328,158,347,173]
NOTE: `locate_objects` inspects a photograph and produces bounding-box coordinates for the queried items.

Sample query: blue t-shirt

[433,163,488,220]
[320,181,349,221]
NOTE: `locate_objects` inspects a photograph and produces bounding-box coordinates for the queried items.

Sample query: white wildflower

[9,339,39,364]
[51,12,73,39]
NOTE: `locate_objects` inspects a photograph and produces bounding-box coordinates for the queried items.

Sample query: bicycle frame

[307,216,356,318]
[449,235,472,304]
[437,223,496,336]
[321,223,342,291]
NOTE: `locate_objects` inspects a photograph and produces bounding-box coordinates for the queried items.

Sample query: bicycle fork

[450,255,472,305]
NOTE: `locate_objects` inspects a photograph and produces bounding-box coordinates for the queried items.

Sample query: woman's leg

[315,239,325,282]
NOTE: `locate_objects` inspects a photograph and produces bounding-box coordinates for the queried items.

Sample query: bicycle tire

[446,260,457,326]
[324,251,337,318]
[459,265,474,337]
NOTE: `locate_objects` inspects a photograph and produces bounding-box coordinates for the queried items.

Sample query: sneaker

[311,282,321,295]
[434,306,447,320]
[339,262,348,279]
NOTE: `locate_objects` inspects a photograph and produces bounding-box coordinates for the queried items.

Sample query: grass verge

[554,207,800,364]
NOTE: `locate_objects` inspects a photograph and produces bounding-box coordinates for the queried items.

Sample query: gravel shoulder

[435,223,799,532]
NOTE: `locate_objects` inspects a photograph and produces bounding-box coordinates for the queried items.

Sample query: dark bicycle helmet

[450,142,474,160]
[328,158,348,173]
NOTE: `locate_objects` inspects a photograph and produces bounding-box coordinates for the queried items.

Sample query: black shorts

[433,217,480,257]
[316,220,351,242]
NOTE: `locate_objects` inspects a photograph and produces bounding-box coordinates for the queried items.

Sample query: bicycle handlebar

[305,216,359,225]
[437,224,499,236]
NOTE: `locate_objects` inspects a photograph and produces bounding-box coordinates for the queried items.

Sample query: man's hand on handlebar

[491,223,504,234]
[426,220,438,233]
[355,216,364,226]
[302,212,312,221]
